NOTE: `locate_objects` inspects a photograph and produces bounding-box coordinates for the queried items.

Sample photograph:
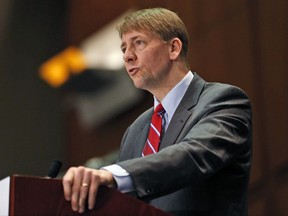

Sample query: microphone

[47,160,62,178]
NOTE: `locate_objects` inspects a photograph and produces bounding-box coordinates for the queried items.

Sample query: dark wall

[0,0,67,178]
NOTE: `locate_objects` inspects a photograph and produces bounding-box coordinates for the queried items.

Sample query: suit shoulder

[203,81,250,100]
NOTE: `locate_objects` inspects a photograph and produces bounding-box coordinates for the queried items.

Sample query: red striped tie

[142,104,165,156]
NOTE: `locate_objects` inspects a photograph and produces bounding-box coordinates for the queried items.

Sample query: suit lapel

[160,106,191,150]
[160,73,206,149]
[134,108,153,157]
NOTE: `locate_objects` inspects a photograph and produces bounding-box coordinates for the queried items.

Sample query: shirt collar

[154,71,194,124]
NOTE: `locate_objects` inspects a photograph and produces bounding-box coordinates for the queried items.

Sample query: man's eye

[121,47,126,53]
[135,40,144,46]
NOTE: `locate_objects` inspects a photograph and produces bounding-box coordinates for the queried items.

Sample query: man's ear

[169,38,182,60]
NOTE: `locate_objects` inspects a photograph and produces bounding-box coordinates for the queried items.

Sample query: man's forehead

[121,30,159,43]
[121,30,147,39]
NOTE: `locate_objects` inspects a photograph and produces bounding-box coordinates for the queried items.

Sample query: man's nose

[123,49,136,62]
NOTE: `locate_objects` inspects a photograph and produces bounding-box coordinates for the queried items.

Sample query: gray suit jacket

[117,73,252,216]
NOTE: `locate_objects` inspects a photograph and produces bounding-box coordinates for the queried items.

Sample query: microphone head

[48,160,62,178]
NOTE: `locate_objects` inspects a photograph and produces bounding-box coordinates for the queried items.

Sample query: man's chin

[132,80,144,90]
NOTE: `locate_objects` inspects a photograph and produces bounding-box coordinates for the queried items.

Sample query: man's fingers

[86,169,114,210]
[88,178,99,210]
[78,196,86,213]
[62,167,115,213]
[78,170,92,213]
[70,166,85,212]
[62,167,75,201]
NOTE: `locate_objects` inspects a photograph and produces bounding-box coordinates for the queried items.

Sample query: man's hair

[116,8,190,63]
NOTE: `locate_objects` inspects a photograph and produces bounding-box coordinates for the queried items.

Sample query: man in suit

[63,8,252,216]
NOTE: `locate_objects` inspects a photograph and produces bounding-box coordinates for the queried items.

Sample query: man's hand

[62,166,115,213]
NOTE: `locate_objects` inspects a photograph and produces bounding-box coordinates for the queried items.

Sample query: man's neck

[152,67,189,102]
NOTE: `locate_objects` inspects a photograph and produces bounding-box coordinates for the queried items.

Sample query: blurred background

[0,0,287,215]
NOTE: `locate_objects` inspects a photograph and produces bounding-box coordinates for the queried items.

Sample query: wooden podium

[0,175,171,216]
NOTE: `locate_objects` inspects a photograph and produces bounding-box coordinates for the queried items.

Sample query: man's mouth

[128,67,139,76]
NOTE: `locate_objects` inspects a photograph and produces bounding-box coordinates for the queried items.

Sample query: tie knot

[154,103,164,114]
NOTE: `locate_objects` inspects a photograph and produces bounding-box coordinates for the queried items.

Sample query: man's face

[120,30,172,92]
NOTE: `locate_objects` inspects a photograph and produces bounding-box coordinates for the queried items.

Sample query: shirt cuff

[101,164,134,193]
